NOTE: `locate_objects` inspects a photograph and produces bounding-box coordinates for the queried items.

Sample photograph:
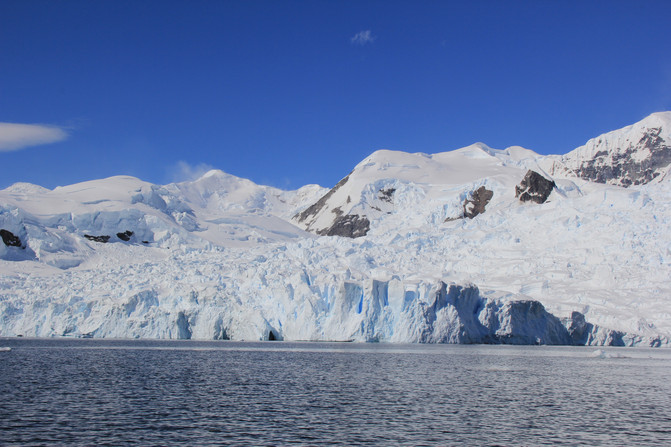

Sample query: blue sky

[1,0,670,190]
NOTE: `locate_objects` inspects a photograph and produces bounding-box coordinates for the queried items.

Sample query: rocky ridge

[555,112,671,187]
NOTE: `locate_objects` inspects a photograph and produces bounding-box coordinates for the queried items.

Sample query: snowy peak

[170,169,327,220]
[169,169,274,214]
[0,170,322,268]
[557,112,671,187]
[640,111,671,128]
[2,182,51,195]
[293,144,550,238]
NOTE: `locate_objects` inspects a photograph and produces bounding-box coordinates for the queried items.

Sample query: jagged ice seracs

[2,112,671,346]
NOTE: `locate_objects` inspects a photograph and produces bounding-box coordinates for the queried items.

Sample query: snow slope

[0,172,325,268]
[2,113,671,346]
[554,112,671,186]
[293,143,558,238]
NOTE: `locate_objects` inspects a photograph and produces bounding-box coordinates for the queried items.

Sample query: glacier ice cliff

[2,112,671,346]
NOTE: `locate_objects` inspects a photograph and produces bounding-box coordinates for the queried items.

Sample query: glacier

[2,112,671,346]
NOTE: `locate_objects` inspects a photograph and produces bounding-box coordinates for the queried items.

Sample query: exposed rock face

[294,172,372,238]
[378,187,395,203]
[463,186,493,219]
[515,170,556,204]
[295,173,352,224]
[566,127,671,187]
[0,229,22,247]
[116,230,134,241]
[86,231,135,243]
[555,113,671,187]
[317,214,370,238]
[84,234,111,243]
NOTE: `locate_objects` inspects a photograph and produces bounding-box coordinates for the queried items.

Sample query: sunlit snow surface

[2,116,671,345]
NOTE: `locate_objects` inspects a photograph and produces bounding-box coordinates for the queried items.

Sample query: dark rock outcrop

[294,171,373,238]
[515,170,556,204]
[84,234,111,243]
[444,187,493,222]
[568,127,671,187]
[463,186,493,219]
[0,229,22,247]
[318,214,370,238]
[378,187,395,203]
[116,230,134,241]
[295,172,352,224]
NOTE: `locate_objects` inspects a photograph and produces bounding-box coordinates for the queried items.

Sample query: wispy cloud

[168,161,216,183]
[351,30,376,46]
[0,122,69,152]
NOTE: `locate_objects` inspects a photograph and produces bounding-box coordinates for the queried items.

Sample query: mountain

[552,112,671,187]
[0,171,325,268]
[1,113,671,346]
[292,144,557,238]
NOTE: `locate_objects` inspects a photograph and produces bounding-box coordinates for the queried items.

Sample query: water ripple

[1,339,670,446]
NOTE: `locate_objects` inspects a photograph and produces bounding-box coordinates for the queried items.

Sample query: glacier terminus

[2,112,671,346]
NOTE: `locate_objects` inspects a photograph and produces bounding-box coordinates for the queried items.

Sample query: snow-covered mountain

[292,143,558,238]
[552,112,671,187]
[0,171,325,268]
[2,112,671,346]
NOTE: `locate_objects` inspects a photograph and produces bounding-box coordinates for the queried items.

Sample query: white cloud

[351,30,376,46]
[0,122,69,152]
[168,161,216,182]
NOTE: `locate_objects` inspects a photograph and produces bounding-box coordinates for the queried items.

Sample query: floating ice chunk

[591,349,627,359]
[592,349,607,358]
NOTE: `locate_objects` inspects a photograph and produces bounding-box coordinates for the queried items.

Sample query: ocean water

[1,339,670,446]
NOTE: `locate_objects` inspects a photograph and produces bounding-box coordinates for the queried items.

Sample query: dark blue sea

[1,339,670,446]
